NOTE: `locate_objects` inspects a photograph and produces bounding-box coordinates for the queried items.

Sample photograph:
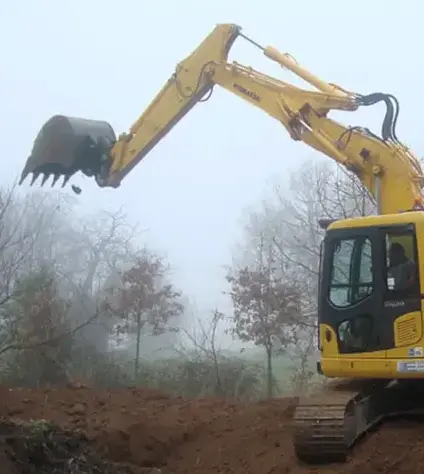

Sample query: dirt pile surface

[0,385,423,473]
[0,419,130,474]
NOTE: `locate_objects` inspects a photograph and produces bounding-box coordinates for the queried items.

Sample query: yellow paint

[320,311,424,379]
[83,24,423,209]
[394,312,422,347]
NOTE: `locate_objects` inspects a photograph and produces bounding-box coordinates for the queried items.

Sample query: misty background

[0,0,422,396]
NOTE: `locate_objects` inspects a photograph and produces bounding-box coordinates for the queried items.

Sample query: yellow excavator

[19,24,424,464]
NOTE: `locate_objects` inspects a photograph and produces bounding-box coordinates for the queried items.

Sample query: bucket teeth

[30,172,40,186]
[21,171,73,190]
[62,175,71,188]
[40,174,50,186]
[18,172,28,186]
[51,174,60,187]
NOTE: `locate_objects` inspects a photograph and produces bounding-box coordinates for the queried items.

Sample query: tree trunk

[134,312,142,381]
[266,346,273,399]
[212,353,222,396]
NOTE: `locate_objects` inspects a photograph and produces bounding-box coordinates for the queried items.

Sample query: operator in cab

[387,242,417,291]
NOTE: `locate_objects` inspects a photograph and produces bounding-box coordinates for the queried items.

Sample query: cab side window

[385,232,419,296]
[328,237,373,308]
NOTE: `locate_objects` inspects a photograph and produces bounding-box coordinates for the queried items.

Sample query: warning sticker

[397,361,424,372]
[408,347,423,357]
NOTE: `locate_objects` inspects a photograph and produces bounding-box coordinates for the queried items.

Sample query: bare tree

[58,208,137,293]
[57,208,141,352]
[0,267,88,385]
[0,185,191,388]
[1,188,40,308]
[172,310,264,400]
[249,161,375,318]
[0,189,136,370]
[227,228,302,399]
[0,187,76,332]
[288,328,319,394]
[104,250,184,379]
[177,309,226,395]
[229,160,376,393]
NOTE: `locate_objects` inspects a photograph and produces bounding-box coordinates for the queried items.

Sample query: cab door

[319,226,386,358]
[380,224,422,355]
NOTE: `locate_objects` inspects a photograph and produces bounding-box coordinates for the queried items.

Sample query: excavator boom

[20,24,424,215]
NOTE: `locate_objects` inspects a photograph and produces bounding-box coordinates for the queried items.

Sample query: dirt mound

[0,385,424,473]
[0,419,129,474]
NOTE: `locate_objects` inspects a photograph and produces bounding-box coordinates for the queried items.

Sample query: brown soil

[0,385,423,473]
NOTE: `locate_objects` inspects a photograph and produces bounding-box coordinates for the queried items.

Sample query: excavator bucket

[20,115,117,188]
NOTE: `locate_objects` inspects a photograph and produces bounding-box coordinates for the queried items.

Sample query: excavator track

[292,378,424,464]
[293,392,355,463]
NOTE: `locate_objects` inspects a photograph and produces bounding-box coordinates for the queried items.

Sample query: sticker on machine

[408,347,423,357]
[397,361,424,372]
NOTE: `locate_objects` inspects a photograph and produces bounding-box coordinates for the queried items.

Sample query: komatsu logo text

[233,84,261,102]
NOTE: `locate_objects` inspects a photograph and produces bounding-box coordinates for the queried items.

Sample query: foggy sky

[3,0,423,317]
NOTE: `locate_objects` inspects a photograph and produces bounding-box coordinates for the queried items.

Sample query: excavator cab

[20,115,116,188]
[319,213,422,370]
[293,211,424,463]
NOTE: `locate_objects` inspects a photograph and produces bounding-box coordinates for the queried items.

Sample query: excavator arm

[20,23,424,215]
[100,24,240,187]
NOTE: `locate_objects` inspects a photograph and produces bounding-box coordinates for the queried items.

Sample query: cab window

[385,231,419,295]
[338,316,372,352]
[328,237,373,308]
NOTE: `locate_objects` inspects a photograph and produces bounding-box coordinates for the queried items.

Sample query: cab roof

[328,211,424,230]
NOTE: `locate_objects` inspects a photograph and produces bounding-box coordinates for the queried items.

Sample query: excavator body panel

[20,115,116,187]
[318,210,424,377]
[293,211,424,464]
